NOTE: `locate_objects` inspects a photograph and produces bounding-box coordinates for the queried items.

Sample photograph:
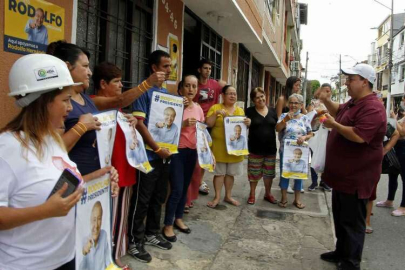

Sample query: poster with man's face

[117,112,153,173]
[75,110,117,269]
[147,92,184,153]
[4,0,65,54]
[95,111,117,168]
[224,116,249,156]
[196,122,214,172]
[282,139,310,180]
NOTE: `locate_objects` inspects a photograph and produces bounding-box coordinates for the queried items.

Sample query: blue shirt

[285,159,307,173]
[65,94,100,175]
[150,123,179,144]
[229,135,247,151]
[24,20,48,44]
[132,86,168,161]
[79,230,111,270]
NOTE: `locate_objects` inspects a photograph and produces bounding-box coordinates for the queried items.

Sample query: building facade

[0,0,307,124]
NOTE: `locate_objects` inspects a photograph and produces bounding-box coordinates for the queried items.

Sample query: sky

[300,0,405,85]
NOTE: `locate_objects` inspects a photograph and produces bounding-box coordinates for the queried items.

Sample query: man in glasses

[315,63,386,270]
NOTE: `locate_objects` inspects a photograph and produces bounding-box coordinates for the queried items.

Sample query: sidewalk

[123,159,336,270]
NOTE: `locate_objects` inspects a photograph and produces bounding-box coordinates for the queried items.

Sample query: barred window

[201,25,222,80]
[76,0,154,93]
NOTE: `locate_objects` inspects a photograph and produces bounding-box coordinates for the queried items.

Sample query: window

[237,44,250,106]
[400,32,405,47]
[201,25,222,80]
[76,0,154,93]
[265,0,279,24]
[401,65,405,81]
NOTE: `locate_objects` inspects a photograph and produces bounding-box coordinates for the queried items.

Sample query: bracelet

[143,80,152,88]
[71,127,83,137]
[154,147,162,153]
[142,81,148,91]
[138,83,146,93]
[76,122,88,132]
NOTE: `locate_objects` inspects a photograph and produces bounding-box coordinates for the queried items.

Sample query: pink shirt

[179,104,205,149]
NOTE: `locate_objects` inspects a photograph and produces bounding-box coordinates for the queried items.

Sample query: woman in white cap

[0,54,84,270]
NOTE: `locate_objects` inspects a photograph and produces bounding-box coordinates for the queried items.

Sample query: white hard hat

[8,54,82,107]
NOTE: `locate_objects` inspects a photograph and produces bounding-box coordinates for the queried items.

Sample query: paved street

[362,174,405,270]
[123,159,337,270]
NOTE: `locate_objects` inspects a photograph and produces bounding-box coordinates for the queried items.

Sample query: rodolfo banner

[147,91,184,153]
[282,139,309,180]
[4,0,65,54]
[196,121,214,172]
[116,111,153,173]
[224,116,249,156]
[76,110,118,270]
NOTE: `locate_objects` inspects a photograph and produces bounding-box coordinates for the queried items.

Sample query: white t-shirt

[0,132,81,270]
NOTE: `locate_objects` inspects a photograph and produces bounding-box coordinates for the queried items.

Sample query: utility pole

[386,0,394,117]
[339,54,342,104]
[302,51,309,107]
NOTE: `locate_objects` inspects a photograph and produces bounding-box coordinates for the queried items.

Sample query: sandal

[189,202,194,208]
[199,182,210,195]
[247,195,255,205]
[278,201,288,208]
[376,201,394,208]
[264,194,277,204]
[366,226,373,234]
[392,209,405,217]
[184,206,190,213]
[292,201,305,209]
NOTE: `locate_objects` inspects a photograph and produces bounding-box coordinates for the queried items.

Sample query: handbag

[381,143,401,175]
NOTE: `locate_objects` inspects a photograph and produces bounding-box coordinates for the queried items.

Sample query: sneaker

[145,234,172,250]
[308,183,318,191]
[320,251,339,263]
[301,188,305,193]
[320,181,332,192]
[128,242,152,263]
[287,186,294,194]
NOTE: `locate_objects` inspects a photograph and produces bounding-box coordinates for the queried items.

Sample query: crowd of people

[0,42,404,270]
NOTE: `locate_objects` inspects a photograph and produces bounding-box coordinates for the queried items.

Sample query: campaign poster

[75,110,118,270]
[116,112,153,173]
[282,139,310,180]
[196,122,214,172]
[168,34,179,81]
[4,0,65,55]
[147,92,183,153]
[224,116,249,156]
[95,111,117,168]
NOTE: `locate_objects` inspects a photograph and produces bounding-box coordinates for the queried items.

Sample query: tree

[304,80,320,104]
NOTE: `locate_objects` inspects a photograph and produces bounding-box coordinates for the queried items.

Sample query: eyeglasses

[224,93,237,96]
[289,102,301,105]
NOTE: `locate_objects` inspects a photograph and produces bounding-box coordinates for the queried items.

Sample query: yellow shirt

[207,104,245,163]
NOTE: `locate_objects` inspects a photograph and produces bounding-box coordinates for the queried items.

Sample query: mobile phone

[48,168,82,199]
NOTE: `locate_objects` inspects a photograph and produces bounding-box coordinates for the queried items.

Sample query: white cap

[8,54,82,107]
[341,63,376,85]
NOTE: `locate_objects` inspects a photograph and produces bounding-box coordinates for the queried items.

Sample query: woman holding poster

[0,54,84,270]
[162,75,204,242]
[245,87,278,205]
[276,94,313,209]
[206,85,251,208]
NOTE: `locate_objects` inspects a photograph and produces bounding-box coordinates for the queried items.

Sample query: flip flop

[293,201,306,209]
[376,201,394,208]
[184,206,190,213]
[366,226,373,234]
[278,201,288,208]
[207,202,218,208]
[224,198,240,206]
[392,209,405,217]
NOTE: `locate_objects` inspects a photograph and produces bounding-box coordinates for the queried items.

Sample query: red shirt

[322,94,386,199]
[193,79,222,116]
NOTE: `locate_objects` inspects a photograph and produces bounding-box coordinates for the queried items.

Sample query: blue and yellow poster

[4,0,65,54]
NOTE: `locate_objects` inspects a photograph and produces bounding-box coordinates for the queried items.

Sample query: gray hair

[288,93,304,103]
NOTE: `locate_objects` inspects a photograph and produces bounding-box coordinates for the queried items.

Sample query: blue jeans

[279,151,303,191]
[388,140,405,207]
[164,148,197,225]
